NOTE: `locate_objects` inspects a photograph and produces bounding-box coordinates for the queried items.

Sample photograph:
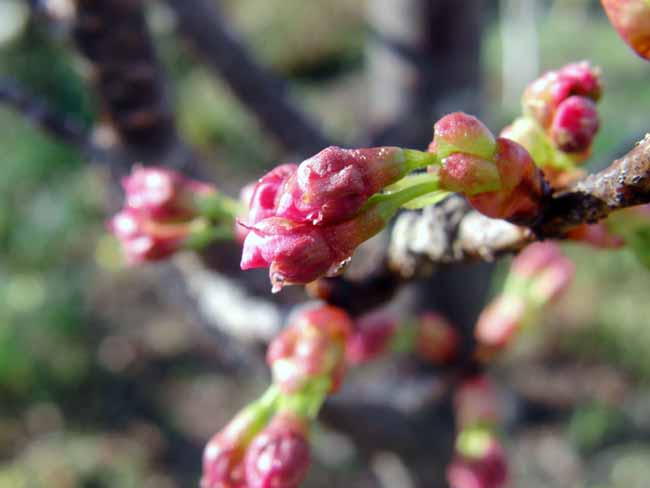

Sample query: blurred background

[1,0,650,487]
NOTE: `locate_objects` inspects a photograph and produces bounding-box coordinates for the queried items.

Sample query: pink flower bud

[201,407,266,488]
[246,164,298,227]
[275,146,410,225]
[475,294,526,350]
[550,96,600,153]
[108,209,190,264]
[122,166,215,220]
[454,376,502,430]
[567,223,626,249]
[240,204,387,291]
[511,242,564,280]
[244,412,311,488]
[529,255,575,304]
[267,306,352,393]
[433,113,497,160]
[467,138,545,225]
[416,312,460,364]
[602,0,650,59]
[438,153,502,196]
[523,62,602,130]
[447,438,508,488]
[346,311,398,365]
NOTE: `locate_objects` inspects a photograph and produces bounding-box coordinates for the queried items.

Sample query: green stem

[372,173,442,220]
[195,193,245,222]
[403,149,441,172]
[184,220,235,249]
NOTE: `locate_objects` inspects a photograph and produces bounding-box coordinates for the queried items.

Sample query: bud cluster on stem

[447,376,508,488]
[503,62,602,184]
[109,166,242,264]
[202,305,357,488]
[475,242,575,357]
[239,146,442,291]
[429,112,547,224]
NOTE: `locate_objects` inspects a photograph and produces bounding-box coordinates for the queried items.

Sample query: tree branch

[0,76,129,166]
[164,0,332,157]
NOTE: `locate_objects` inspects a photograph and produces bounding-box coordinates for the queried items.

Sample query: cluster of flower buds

[268,305,352,395]
[240,146,439,291]
[345,310,459,366]
[429,112,546,225]
[203,305,356,488]
[475,242,575,357]
[201,394,311,488]
[109,166,241,264]
[501,62,602,185]
[447,376,508,488]
[602,0,650,60]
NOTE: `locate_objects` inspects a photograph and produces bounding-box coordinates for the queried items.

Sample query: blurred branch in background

[165,0,332,158]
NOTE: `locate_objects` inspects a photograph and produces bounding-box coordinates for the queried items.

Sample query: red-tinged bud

[475,294,526,350]
[416,312,460,364]
[567,223,626,248]
[602,0,650,59]
[241,203,387,291]
[122,166,216,220]
[433,112,497,160]
[454,376,502,429]
[246,164,298,227]
[108,209,191,264]
[268,306,352,394]
[346,311,398,365]
[438,153,502,196]
[447,438,508,488]
[523,62,602,130]
[202,405,269,488]
[244,412,311,488]
[550,96,600,153]
[467,138,546,225]
[529,255,575,304]
[511,242,564,280]
[275,146,430,225]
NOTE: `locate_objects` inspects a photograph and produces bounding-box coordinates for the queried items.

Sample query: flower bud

[416,312,460,364]
[550,96,599,153]
[275,146,432,225]
[201,404,270,488]
[241,203,387,291]
[122,166,216,220]
[346,311,397,365]
[523,62,602,130]
[511,242,564,280]
[447,437,508,488]
[267,306,352,394]
[244,411,311,488]
[475,294,526,351]
[108,209,191,264]
[245,164,298,227]
[467,138,546,225]
[438,153,502,196]
[433,112,497,160]
[602,0,650,59]
[528,255,575,304]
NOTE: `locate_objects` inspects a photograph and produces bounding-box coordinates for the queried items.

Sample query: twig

[0,76,122,166]
[165,0,332,157]
[71,0,198,173]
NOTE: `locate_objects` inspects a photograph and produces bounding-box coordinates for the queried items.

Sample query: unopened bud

[244,412,311,488]
[433,112,497,160]
[602,0,650,59]
[550,96,599,153]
